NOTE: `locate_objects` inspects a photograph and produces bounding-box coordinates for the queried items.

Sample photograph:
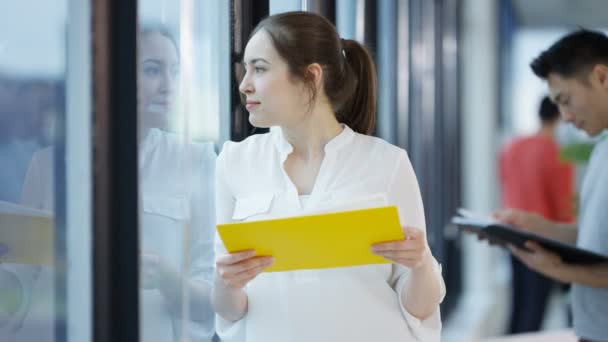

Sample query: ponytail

[336,39,377,135]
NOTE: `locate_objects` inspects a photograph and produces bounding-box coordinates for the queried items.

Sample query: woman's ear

[306,63,324,90]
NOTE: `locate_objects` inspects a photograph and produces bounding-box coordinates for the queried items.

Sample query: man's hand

[508,241,571,283]
[494,209,553,235]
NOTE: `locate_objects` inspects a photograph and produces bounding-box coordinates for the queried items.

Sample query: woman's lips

[245,101,260,110]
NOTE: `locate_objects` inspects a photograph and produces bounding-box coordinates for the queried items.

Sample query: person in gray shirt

[494,29,608,342]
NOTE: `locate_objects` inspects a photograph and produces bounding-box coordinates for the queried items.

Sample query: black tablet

[452,215,608,265]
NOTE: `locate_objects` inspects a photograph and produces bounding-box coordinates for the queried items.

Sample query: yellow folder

[0,201,54,266]
[217,205,404,272]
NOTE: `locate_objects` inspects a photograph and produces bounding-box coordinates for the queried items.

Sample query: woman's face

[239,30,310,128]
[138,32,180,130]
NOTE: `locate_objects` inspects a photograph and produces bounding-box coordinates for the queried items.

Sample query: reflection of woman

[0,26,216,342]
[212,12,445,342]
[135,26,216,342]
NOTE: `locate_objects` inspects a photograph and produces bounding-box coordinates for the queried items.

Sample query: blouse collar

[274,124,355,158]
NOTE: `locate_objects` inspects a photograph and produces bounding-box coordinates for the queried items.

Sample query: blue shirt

[572,136,608,341]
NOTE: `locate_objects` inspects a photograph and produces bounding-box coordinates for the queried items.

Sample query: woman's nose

[159,71,175,94]
[239,73,253,94]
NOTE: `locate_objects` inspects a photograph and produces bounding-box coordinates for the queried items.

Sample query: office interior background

[0,0,605,341]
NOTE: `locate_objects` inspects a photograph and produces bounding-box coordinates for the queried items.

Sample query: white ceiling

[512,0,608,28]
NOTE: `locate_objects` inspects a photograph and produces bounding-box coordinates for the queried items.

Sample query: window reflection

[0,1,67,341]
[138,1,226,341]
[137,24,216,342]
[0,78,63,342]
[0,0,224,341]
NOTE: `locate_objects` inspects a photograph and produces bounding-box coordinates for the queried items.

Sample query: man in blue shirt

[496,29,608,342]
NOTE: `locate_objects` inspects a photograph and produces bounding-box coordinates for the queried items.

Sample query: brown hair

[140,23,179,58]
[251,11,377,135]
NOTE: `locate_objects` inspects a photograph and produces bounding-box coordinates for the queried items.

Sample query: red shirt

[499,134,575,222]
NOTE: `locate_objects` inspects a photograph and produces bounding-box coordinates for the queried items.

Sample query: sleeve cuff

[215,314,246,342]
[394,260,446,341]
[175,317,216,342]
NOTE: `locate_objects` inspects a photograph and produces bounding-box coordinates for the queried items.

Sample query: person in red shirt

[499,96,575,334]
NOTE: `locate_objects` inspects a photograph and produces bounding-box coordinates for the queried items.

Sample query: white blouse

[215,125,445,342]
[0,128,217,342]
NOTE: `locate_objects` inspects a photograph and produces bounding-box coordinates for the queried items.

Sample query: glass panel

[0,1,92,342]
[137,0,228,341]
[270,0,302,14]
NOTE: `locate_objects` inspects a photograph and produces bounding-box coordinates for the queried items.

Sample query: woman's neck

[139,127,151,143]
[281,105,342,160]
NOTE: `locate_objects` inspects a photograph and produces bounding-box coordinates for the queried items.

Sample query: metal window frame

[406,0,461,318]
[377,0,398,144]
[92,0,140,341]
[303,0,336,23]
[230,0,270,142]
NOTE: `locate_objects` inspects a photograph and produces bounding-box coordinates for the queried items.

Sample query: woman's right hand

[215,250,274,289]
[0,267,23,319]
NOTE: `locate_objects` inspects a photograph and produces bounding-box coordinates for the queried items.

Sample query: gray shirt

[572,136,608,341]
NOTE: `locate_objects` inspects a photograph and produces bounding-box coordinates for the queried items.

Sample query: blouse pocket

[232,193,274,221]
[142,193,190,221]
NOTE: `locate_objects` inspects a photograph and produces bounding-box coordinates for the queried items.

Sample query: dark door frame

[92,0,140,341]
[230,0,270,142]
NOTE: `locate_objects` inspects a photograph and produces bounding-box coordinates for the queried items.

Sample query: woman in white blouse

[212,11,445,342]
[0,26,216,342]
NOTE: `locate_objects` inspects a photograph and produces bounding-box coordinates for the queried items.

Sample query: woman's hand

[212,250,273,322]
[0,267,23,319]
[215,250,274,290]
[140,252,170,290]
[371,227,443,320]
[370,227,433,269]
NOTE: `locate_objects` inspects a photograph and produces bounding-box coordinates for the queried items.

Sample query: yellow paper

[217,205,404,272]
[0,201,54,266]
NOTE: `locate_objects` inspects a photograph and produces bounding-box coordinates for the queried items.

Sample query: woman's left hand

[370,226,432,269]
[141,252,173,290]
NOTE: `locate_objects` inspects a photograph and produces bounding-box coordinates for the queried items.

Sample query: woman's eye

[144,66,161,77]
[254,67,265,74]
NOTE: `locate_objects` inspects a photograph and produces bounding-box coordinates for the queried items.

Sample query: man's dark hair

[530,29,608,79]
[538,96,559,123]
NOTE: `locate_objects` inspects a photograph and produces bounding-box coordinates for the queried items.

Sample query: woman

[212,11,445,342]
[0,26,216,342]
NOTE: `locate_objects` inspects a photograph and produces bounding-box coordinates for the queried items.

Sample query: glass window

[270,0,302,14]
[0,1,92,342]
[137,1,229,341]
